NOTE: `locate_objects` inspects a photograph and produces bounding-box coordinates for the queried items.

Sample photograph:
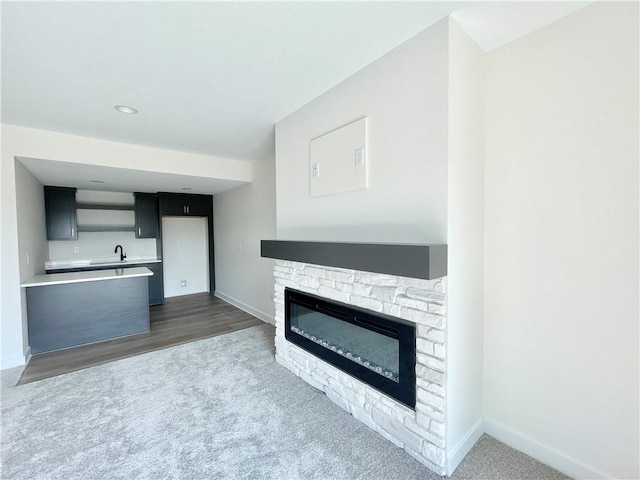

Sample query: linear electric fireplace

[285,287,416,408]
[264,242,448,474]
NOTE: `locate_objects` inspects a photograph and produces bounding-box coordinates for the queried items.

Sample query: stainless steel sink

[89,260,127,266]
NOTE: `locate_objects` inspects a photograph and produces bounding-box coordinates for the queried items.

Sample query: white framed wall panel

[162,217,209,298]
[309,117,367,197]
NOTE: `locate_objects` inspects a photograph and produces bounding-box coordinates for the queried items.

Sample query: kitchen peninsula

[22,267,153,354]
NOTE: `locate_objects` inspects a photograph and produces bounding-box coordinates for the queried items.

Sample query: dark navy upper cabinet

[183,194,211,216]
[157,194,184,216]
[158,193,212,216]
[44,186,78,240]
[134,193,158,238]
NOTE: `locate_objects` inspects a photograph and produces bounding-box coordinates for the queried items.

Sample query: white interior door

[162,216,209,298]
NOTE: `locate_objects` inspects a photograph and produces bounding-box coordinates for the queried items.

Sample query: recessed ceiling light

[114,104,138,114]
[181,187,192,191]
[91,180,105,184]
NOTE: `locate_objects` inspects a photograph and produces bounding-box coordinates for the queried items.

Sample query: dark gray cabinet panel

[27,276,150,354]
[46,262,164,306]
[44,186,77,240]
[158,193,186,216]
[145,262,164,306]
[158,193,212,216]
[134,193,158,238]
[183,194,211,216]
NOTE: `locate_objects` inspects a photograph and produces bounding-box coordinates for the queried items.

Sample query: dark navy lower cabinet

[46,262,164,306]
[145,263,164,306]
[27,276,150,354]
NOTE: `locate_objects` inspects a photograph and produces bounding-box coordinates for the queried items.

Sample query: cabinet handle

[71,227,74,236]
[187,205,190,214]
[138,227,141,236]
[183,206,186,214]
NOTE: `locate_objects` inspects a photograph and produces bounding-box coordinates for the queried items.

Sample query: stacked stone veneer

[273,260,448,475]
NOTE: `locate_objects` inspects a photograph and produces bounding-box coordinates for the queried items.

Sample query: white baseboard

[483,417,610,480]
[214,291,275,325]
[447,418,485,475]
[24,346,32,366]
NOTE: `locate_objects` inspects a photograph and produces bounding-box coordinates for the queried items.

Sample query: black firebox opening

[285,288,416,409]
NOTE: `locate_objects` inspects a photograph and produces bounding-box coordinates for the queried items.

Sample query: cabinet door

[184,194,212,216]
[44,186,77,240]
[143,262,164,306]
[158,193,212,216]
[134,193,158,238]
[158,193,187,216]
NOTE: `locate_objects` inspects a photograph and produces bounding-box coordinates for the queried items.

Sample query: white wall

[213,154,276,323]
[162,217,209,298]
[445,18,485,473]
[1,151,25,368]
[275,18,449,243]
[1,124,252,368]
[4,124,251,182]
[15,161,47,280]
[484,3,639,479]
[13,159,49,365]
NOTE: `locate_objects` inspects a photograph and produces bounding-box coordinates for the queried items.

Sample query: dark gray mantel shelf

[260,240,447,280]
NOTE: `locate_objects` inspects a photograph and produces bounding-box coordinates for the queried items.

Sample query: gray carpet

[1,324,568,479]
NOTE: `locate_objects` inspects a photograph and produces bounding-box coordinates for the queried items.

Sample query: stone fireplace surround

[263,241,448,475]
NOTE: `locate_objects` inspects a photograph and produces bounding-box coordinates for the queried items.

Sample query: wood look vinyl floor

[17,293,265,385]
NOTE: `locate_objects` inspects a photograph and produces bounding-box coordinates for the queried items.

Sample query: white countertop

[22,267,153,288]
[45,257,161,270]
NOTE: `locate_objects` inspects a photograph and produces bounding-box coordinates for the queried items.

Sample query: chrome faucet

[114,244,126,262]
